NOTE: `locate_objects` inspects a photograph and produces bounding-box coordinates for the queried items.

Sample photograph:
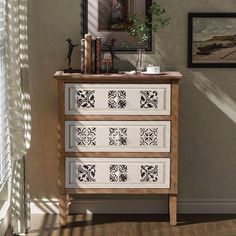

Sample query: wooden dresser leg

[59,194,68,226]
[169,194,177,226]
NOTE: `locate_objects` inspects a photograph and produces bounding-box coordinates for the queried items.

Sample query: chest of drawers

[54,71,183,226]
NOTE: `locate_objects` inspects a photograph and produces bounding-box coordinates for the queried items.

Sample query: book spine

[96,37,101,74]
[84,33,92,74]
[80,39,85,74]
[91,40,96,74]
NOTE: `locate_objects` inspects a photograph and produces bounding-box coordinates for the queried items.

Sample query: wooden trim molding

[30,198,236,214]
[53,71,183,83]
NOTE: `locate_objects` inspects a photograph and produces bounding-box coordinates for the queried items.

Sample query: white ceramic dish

[123,71,136,75]
[142,72,166,75]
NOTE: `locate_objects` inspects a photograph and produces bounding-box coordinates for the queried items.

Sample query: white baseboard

[30,198,236,214]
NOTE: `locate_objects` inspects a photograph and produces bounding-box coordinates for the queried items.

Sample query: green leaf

[112,3,170,43]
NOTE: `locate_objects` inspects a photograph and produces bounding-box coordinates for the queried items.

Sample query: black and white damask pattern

[76,90,95,108]
[140,128,158,146]
[78,164,96,182]
[110,164,128,182]
[140,165,158,182]
[140,90,158,109]
[77,127,96,146]
[108,90,126,109]
[109,128,127,146]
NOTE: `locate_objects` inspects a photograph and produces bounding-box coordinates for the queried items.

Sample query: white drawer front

[65,84,171,115]
[65,121,170,152]
[65,158,170,188]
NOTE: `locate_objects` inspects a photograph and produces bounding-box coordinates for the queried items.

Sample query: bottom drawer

[65,158,170,189]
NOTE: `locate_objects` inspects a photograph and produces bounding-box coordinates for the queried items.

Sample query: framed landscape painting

[188,13,236,68]
[82,0,152,51]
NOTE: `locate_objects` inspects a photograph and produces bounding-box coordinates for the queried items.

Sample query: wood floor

[6,214,236,236]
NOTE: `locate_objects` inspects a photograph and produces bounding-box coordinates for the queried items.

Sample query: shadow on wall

[116,37,179,72]
[191,72,236,125]
[174,67,236,126]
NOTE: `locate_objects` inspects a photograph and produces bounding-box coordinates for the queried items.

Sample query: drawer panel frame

[65,157,170,189]
[65,120,171,153]
[65,83,171,115]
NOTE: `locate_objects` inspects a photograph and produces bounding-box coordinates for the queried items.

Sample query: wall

[27,0,81,197]
[27,0,236,211]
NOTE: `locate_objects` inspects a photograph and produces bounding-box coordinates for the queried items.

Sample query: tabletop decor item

[84,34,92,73]
[188,13,236,68]
[64,38,80,73]
[102,52,112,74]
[136,48,145,72]
[103,38,119,73]
[111,2,170,71]
[146,65,161,74]
[80,34,102,74]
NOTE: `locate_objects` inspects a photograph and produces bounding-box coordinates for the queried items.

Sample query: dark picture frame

[188,13,236,68]
[82,0,152,51]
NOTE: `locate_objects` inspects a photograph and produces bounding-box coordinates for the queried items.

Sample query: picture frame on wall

[82,0,152,51]
[188,13,236,68]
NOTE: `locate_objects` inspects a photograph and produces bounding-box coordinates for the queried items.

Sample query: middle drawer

[65,121,171,152]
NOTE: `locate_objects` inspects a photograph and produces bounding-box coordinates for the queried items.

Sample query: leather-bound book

[84,34,92,74]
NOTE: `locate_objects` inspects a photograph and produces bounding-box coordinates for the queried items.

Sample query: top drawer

[65,84,171,115]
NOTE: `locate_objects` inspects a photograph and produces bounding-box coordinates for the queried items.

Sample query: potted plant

[113,2,170,71]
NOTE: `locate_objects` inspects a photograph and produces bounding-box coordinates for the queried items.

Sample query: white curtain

[6,0,31,234]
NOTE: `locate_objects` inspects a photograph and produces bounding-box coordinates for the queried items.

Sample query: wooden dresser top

[53,71,183,83]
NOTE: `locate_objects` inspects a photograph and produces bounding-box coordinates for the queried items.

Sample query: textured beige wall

[27,0,236,200]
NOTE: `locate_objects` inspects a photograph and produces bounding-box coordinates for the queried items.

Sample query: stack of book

[81,34,102,74]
